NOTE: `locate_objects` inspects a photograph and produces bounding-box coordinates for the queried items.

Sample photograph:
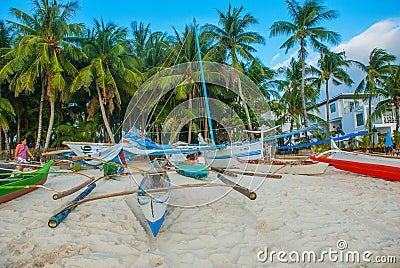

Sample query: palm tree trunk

[97,86,116,143]
[368,97,372,131]
[156,122,160,143]
[43,99,55,152]
[16,111,20,142]
[325,79,330,130]
[43,74,56,152]
[171,121,187,143]
[141,115,145,134]
[395,97,400,131]
[34,84,45,152]
[0,127,2,151]
[3,128,10,160]
[188,90,193,144]
[203,101,209,142]
[301,38,308,127]
[237,76,255,140]
[290,117,294,132]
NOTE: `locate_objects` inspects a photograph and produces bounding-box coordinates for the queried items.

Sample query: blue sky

[1,0,400,97]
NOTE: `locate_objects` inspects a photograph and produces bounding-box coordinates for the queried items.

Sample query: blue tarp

[385,131,393,148]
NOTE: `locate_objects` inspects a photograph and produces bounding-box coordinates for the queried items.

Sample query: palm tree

[355,48,396,130]
[369,65,400,131]
[274,58,320,131]
[270,0,340,127]
[311,50,353,127]
[70,19,141,143]
[1,0,84,152]
[130,22,170,74]
[128,22,171,141]
[0,20,11,49]
[0,29,16,152]
[244,60,278,100]
[153,25,213,143]
[204,4,265,139]
[170,25,201,143]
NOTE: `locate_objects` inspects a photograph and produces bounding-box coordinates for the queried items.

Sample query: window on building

[349,102,354,112]
[356,113,364,126]
[330,103,336,113]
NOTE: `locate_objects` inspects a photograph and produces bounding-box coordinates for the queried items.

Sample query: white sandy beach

[1,160,399,267]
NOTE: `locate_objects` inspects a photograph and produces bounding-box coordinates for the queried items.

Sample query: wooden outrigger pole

[48,179,257,228]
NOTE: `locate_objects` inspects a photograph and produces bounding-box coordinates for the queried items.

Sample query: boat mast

[193,18,215,144]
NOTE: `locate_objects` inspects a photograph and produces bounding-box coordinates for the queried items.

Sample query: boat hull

[137,171,171,237]
[205,140,262,168]
[239,161,329,175]
[310,152,400,181]
[0,160,53,204]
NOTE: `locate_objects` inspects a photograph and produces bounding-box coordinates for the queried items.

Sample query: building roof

[316,93,369,107]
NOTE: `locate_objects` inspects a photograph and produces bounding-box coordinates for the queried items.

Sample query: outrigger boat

[46,19,268,237]
[0,160,53,204]
[137,167,171,237]
[311,147,400,181]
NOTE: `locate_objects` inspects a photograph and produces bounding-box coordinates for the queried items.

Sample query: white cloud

[270,53,281,64]
[329,18,400,99]
[272,51,297,70]
[333,18,400,64]
[270,19,400,100]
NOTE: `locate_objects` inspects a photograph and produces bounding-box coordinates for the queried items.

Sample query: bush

[394,130,400,146]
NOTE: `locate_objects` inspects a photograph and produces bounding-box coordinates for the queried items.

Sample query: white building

[311,93,396,137]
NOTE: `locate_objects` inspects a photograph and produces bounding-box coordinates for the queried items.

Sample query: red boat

[310,151,400,181]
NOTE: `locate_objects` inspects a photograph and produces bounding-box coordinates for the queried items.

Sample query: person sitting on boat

[195,152,207,164]
[14,137,34,171]
[185,154,196,165]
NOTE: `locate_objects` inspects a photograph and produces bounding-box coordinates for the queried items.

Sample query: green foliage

[394,130,400,146]
[52,120,101,147]
[358,134,373,148]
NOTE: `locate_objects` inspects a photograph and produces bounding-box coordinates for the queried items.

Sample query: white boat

[204,140,262,168]
[137,170,171,237]
[237,158,329,175]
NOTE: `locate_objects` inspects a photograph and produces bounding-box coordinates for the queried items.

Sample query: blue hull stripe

[209,150,262,160]
[234,150,261,158]
[147,212,166,237]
